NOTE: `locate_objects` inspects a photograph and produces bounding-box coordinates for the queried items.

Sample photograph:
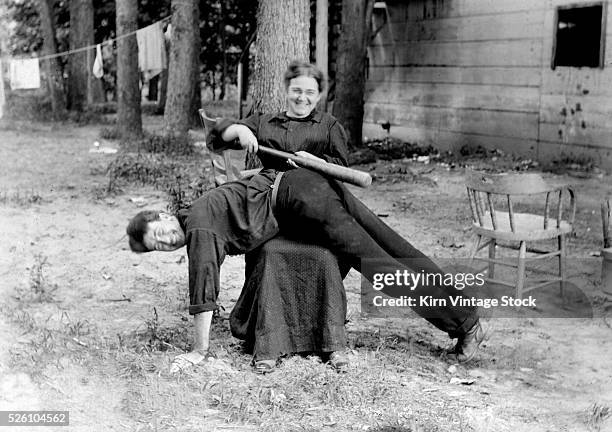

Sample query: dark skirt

[229,235,349,360]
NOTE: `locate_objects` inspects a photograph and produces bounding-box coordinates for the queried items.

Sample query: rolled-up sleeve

[186,229,227,315]
[324,120,349,166]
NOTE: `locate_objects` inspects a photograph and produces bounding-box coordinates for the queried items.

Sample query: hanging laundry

[92,44,104,79]
[9,58,40,90]
[0,60,6,119]
[164,23,172,42]
[136,21,167,79]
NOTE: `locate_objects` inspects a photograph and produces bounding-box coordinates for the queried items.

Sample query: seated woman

[207,61,352,372]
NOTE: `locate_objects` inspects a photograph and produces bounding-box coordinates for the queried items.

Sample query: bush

[4,93,54,121]
[166,175,211,214]
[105,151,214,210]
[107,152,181,190]
[130,133,196,156]
[365,137,435,160]
[99,126,121,140]
[65,109,110,125]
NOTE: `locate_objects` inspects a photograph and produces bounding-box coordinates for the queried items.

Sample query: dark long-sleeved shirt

[208,110,349,169]
[177,170,280,315]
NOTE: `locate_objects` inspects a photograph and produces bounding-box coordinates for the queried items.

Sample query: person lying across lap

[126,167,487,373]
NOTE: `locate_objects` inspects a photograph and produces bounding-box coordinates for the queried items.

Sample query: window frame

[551,1,607,69]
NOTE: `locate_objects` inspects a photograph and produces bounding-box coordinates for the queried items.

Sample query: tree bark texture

[315,0,328,110]
[36,0,66,117]
[164,0,198,136]
[332,0,374,148]
[68,0,94,111]
[156,37,170,113]
[251,0,310,114]
[246,0,310,168]
[189,0,201,128]
[219,0,227,101]
[116,0,143,139]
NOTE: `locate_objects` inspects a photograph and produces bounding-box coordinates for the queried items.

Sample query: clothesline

[1,15,171,63]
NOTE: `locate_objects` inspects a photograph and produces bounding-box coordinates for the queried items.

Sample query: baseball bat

[257,146,372,188]
[198,109,371,187]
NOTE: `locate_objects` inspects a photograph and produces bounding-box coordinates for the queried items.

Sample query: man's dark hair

[126,210,162,252]
[283,60,327,93]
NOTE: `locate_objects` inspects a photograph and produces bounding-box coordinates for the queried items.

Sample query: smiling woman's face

[285,75,321,118]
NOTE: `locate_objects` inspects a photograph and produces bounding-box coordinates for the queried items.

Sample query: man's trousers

[274,168,478,338]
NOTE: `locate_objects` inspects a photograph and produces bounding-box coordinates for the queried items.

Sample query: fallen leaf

[450,377,475,385]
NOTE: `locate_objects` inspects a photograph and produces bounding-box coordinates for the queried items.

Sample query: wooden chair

[465,170,576,299]
[198,109,261,186]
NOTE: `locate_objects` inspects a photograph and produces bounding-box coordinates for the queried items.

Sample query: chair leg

[558,235,566,298]
[488,240,496,279]
[516,241,527,300]
[468,234,482,268]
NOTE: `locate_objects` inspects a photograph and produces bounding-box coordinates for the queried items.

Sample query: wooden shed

[364,0,612,168]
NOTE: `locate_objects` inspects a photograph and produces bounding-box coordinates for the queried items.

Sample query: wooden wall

[364,0,612,167]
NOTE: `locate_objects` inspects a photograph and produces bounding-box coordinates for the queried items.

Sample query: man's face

[286,75,321,118]
[142,213,186,251]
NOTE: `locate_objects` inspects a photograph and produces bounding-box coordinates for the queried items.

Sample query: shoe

[253,359,276,374]
[328,352,349,371]
[452,321,488,363]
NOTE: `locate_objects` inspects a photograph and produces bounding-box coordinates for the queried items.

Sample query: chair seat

[473,211,573,241]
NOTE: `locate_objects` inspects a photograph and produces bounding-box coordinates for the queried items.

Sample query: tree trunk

[219,0,227,101]
[189,0,201,128]
[36,0,66,117]
[156,35,170,114]
[164,0,198,136]
[315,0,328,111]
[247,0,310,168]
[147,74,159,101]
[68,0,94,111]
[332,0,374,148]
[116,0,143,140]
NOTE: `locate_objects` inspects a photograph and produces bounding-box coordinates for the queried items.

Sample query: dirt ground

[1,117,611,432]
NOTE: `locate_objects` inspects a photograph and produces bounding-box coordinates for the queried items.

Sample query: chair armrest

[240,168,262,179]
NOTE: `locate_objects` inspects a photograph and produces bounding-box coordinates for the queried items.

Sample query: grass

[587,403,611,431]
[0,188,45,206]
[12,253,58,303]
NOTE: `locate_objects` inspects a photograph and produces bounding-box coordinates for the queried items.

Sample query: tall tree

[67,0,94,111]
[116,0,142,139]
[332,0,374,148]
[164,0,198,136]
[315,0,328,111]
[246,0,310,168]
[189,0,201,127]
[35,0,66,117]
[156,33,170,113]
[251,0,309,114]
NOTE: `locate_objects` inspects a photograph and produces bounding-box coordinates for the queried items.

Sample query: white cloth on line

[9,58,41,90]
[164,23,172,42]
[136,22,167,79]
[92,44,104,79]
[0,60,6,119]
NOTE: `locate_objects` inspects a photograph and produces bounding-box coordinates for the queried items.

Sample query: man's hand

[169,349,215,374]
[287,151,327,168]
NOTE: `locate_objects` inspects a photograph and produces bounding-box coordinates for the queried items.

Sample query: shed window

[553,3,605,68]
